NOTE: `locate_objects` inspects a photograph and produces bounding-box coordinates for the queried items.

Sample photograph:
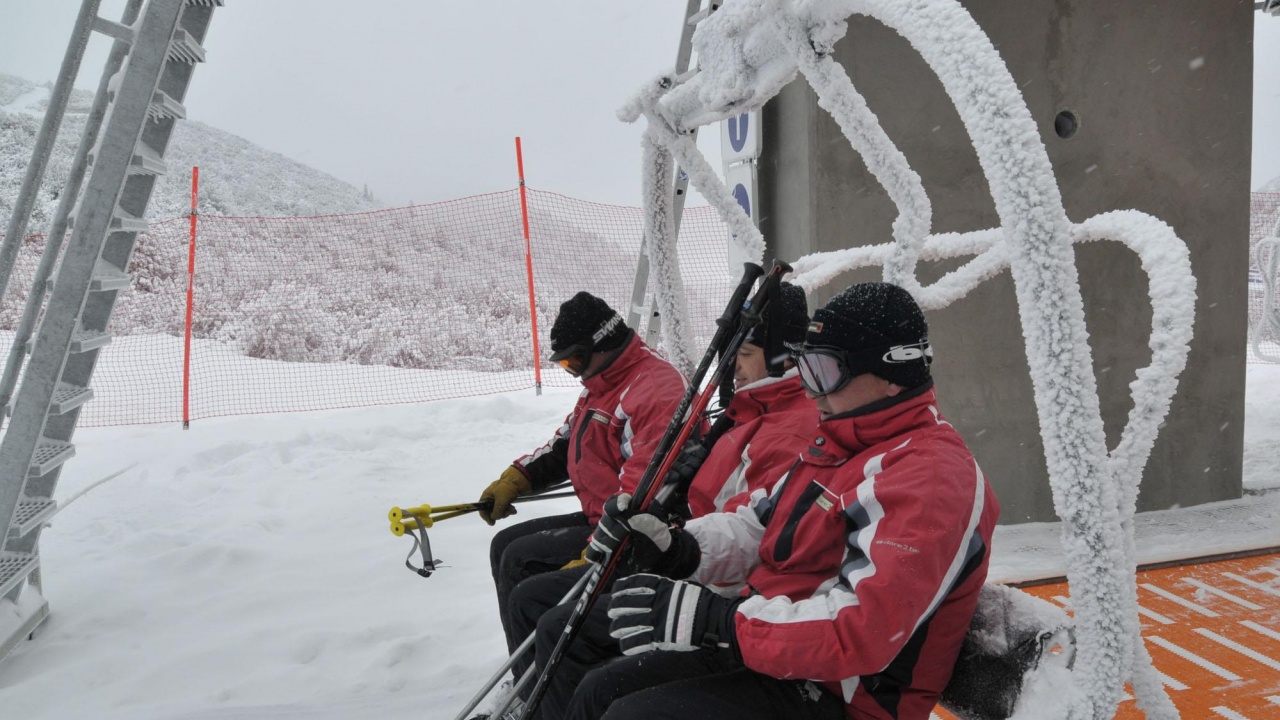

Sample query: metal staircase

[0,0,221,664]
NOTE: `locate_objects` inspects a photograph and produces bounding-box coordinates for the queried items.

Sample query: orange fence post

[182,166,198,428]
[516,137,542,395]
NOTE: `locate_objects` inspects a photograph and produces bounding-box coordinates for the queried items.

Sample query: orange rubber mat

[933,552,1280,719]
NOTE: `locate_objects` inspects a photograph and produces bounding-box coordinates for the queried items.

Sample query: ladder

[0,0,221,664]
[627,0,721,343]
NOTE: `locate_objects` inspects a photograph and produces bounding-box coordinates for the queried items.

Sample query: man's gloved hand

[607,574,743,658]
[478,466,533,526]
[584,493,667,564]
[586,493,702,577]
[662,440,710,491]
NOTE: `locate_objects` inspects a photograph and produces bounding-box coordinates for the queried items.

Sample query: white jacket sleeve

[687,486,774,587]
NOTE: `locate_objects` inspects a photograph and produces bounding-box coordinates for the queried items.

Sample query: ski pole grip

[741,261,791,328]
[716,262,765,330]
[389,504,432,522]
[390,516,432,536]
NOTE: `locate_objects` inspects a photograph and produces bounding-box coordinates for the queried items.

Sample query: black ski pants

[519,574,619,717]
[595,656,847,720]
[507,565,592,681]
[532,600,844,720]
[490,512,592,656]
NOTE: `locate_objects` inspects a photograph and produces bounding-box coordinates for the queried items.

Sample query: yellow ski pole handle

[389,508,474,536]
[388,502,483,522]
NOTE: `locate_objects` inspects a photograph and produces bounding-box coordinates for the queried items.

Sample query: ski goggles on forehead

[550,344,592,376]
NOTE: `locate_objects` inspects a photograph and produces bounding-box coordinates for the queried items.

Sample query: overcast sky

[1,1,1279,205]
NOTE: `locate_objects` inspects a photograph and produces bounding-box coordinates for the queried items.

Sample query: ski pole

[517,261,785,720]
[388,488,578,523]
[450,570,593,720]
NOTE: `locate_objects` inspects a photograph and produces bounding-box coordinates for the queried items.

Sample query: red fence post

[182,166,199,428]
[516,138,542,395]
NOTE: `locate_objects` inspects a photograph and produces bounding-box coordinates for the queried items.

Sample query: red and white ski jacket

[686,385,1000,720]
[685,371,818,519]
[512,334,687,524]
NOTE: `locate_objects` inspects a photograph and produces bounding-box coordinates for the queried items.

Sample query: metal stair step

[128,144,168,176]
[167,28,206,64]
[0,553,38,599]
[110,208,149,233]
[22,328,110,356]
[69,329,111,354]
[186,0,226,6]
[49,383,94,415]
[9,499,57,538]
[147,89,186,122]
[90,261,132,292]
[29,439,75,477]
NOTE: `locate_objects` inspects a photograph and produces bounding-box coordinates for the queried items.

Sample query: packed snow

[0,346,1275,720]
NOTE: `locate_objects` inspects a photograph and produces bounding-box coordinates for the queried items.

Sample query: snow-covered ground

[0,356,1276,719]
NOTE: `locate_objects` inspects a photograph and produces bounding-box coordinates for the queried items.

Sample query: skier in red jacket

[515,283,817,719]
[479,291,688,660]
[574,282,1000,720]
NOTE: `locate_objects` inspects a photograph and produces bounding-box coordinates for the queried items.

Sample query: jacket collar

[724,370,809,425]
[582,333,648,393]
[802,384,941,467]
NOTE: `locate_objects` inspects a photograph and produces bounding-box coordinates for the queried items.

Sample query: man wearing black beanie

[557,282,1000,720]
[478,291,688,664]
[512,282,820,719]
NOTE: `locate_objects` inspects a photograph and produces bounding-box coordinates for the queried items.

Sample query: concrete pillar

[760,0,1252,523]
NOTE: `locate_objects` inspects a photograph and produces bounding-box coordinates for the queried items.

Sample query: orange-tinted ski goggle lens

[552,345,592,376]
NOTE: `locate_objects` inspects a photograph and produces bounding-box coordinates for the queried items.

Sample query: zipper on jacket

[573,411,595,463]
[773,480,828,563]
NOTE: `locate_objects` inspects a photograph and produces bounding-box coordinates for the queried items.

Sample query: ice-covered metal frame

[619,1,1196,718]
[1253,219,1280,363]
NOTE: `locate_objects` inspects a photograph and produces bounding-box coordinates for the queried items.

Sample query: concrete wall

[758,0,1253,523]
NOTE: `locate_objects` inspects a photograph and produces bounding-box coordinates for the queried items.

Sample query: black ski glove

[585,493,700,578]
[662,439,710,491]
[607,574,744,660]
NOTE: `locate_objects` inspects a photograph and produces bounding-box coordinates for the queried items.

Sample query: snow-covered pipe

[825,3,1135,716]
[627,3,1198,715]
[638,126,699,377]
[790,228,1009,303]
[770,3,933,297]
[1253,230,1280,363]
[1071,211,1193,720]
[620,76,767,264]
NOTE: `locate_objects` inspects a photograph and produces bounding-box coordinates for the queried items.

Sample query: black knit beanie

[549,292,630,356]
[746,282,809,351]
[803,282,932,388]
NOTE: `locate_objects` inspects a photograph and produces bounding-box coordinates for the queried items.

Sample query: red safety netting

[7,190,1276,427]
[0,189,733,426]
[1249,193,1280,362]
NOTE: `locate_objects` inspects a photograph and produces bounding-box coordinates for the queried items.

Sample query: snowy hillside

[0,73,381,235]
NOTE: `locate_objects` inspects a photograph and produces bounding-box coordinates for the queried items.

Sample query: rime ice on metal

[623,1,1196,718]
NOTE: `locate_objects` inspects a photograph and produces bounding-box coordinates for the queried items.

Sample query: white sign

[725,162,758,270]
[720,111,762,163]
